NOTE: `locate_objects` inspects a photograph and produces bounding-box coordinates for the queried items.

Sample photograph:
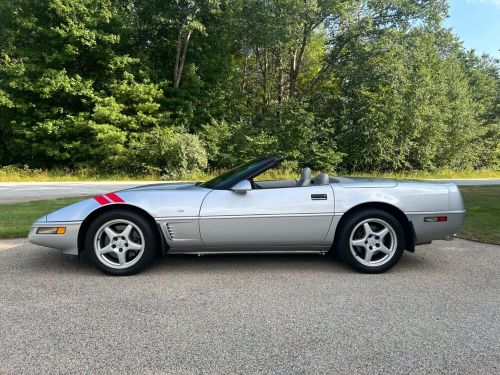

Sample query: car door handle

[311,194,327,200]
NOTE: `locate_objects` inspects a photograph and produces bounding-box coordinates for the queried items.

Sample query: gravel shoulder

[0,239,498,374]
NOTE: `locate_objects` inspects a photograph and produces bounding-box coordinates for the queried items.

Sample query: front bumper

[28,221,82,255]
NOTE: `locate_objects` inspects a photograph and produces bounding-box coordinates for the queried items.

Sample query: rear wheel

[335,209,405,273]
[85,209,158,276]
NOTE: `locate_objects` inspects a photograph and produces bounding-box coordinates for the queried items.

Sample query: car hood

[42,182,211,222]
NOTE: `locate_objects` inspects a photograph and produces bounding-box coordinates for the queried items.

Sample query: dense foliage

[1,0,498,175]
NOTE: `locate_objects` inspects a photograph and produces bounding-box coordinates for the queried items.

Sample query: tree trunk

[173,27,192,90]
[242,55,248,92]
[277,56,284,104]
[255,47,269,105]
[289,50,298,97]
[289,24,309,97]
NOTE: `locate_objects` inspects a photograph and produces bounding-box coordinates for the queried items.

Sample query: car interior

[253,168,331,189]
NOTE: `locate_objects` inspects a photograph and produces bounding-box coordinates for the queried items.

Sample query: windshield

[199,158,273,189]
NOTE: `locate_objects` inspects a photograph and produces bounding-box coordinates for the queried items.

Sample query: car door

[199,184,335,249]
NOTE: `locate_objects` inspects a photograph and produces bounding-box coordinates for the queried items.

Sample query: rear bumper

[28,221,82,255]
[407,211,465,244]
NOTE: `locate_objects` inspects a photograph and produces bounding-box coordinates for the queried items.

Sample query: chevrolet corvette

[29,157,465,275]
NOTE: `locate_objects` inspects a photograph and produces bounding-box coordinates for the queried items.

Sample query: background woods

[0,0,498,177]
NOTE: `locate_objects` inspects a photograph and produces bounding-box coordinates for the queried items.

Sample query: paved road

[429,178,500,186]
[0,182,157,203]
[0,179,499,204]
[0,239,498,374]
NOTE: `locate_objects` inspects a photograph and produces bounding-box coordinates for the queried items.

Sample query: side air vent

[166,223,176,240]
[162,220,201,244]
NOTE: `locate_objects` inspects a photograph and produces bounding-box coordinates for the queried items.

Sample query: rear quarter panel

[332,181,464,244]
[333,182,450,213]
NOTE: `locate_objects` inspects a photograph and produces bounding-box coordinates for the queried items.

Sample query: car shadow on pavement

[152,252,354,274]
[4,242,435,277]
[147,251,435,276]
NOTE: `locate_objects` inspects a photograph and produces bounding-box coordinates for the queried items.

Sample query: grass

[350,169,500,180]
[457,186,500,244]
[0,167,163,182]
[0,165,499,182]
[0,186,498,244]
[0,197,87,239]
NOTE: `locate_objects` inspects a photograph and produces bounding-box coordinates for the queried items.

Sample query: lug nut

[112,245,116,249]
[125,243,128,247]
[119,248,123,252]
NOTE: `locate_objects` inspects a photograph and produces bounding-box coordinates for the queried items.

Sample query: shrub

[130,127,208,178]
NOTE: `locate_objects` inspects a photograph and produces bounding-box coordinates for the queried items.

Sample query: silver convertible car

[29,157,465,275]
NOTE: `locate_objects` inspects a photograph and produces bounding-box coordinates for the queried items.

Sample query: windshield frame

[199,157,283,190]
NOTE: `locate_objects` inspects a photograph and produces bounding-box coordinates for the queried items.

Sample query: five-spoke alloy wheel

[349,218,397,267]
[94,219,145,270]
[335,209,405,273]
[85,209,158,276]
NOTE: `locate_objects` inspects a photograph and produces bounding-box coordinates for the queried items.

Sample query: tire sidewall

[85,209,158,276]
[336,209,405,273]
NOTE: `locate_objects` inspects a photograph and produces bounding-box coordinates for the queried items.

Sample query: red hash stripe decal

[106,192,125,203]
[94,195,111,205]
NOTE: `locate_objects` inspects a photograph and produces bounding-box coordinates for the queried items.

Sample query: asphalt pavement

[0,178,499,204]
[0,238,498,374]
[0,182,155,203]
[429,178,500,186]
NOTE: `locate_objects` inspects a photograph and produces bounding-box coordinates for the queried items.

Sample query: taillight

[424,216,448,222]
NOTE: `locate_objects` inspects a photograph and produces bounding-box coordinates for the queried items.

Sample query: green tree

[0,0,498,175]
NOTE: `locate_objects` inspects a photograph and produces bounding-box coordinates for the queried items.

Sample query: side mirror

[231,180,252,194]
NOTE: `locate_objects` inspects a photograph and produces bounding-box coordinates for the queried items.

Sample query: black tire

[334,209,405,273]
[85,209,158,276]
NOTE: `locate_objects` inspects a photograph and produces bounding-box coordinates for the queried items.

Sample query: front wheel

[335,209,405,273]
[85,209,158,276]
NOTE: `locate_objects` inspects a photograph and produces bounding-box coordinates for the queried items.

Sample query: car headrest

[297,167,311,186]
[313,173,329,185]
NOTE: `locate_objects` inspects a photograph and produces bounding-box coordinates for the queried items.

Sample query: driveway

[1,179,499,204]
[0,239,498,374]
